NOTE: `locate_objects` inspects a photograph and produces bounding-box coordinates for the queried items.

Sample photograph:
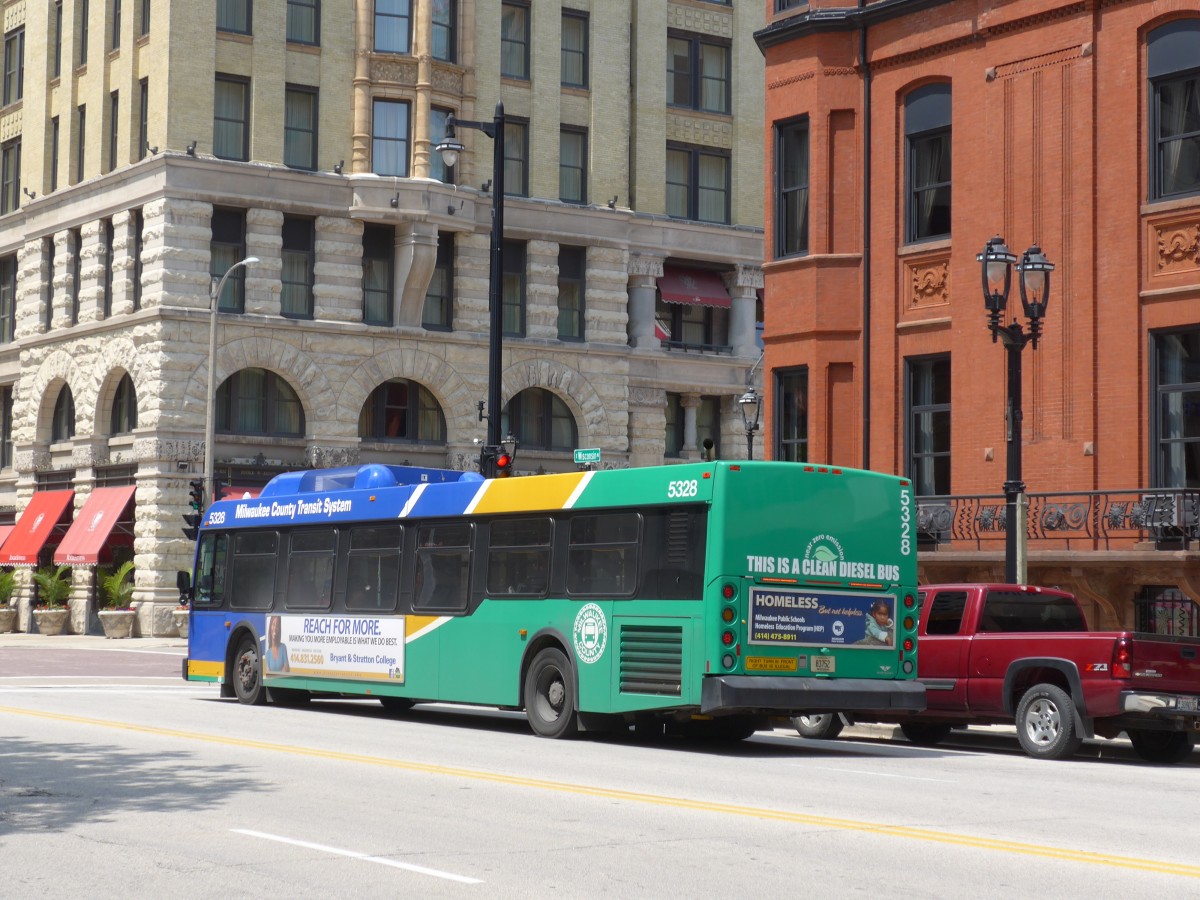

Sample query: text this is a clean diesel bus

[179,461,924,738]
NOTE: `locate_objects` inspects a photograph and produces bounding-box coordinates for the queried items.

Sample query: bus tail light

[903,616,915,631]
[722,653,736,669]
[722,582,737,600]
[903,593,915,609]
[721,606,736,624]
[903,638,914,653]
[1112,637,1132,679]
[722,631,735,647]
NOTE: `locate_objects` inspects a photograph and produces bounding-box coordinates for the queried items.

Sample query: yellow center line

[5,704,1197,879]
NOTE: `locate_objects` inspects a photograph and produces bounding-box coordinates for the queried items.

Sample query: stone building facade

[0,0,765,634]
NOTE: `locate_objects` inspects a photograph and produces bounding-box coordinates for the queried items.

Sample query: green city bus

[180,460,924,739]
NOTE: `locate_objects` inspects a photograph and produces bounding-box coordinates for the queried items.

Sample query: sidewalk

[0,631,187,651]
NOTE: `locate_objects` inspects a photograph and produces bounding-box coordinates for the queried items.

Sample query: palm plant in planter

[32,564,73,635]
[97,560,136,639]
[0,568,16,633]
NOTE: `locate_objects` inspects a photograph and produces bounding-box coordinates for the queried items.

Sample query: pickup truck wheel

[792,714,844,740]
[1128,729,1196,764]
[1015,684,1083,760]
[899,723,952,746]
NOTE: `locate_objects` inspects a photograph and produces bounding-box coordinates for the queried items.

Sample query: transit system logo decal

[803,534,845,576]
[573,603,607,664]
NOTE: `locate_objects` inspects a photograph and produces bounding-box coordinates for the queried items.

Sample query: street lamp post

[978,236,1054,584]
[739,388,762,460]
[435,102,506,476]
[203,256,260,504]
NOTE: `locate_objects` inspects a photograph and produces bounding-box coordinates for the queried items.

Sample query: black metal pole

[1003,333,1026,584]
[487,102,505,452]
[746,429,754,461]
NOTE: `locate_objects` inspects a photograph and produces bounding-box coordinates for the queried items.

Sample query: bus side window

[230,531,278,611]
[414,523,471,611]
[566,512,639,597]
[346,525,402,611]
[287,529,336,610]
[195,533,230,607]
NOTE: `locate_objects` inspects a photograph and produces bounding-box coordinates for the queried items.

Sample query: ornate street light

[739,388,762,460]
[977,236,1054,584]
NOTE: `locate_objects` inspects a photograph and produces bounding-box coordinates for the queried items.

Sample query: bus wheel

[231,634,265,705]
[524,648,577,739]
[379,697,415,713]
[792,714,845,740]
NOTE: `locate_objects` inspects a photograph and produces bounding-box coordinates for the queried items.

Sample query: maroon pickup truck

[794,583,1200,763]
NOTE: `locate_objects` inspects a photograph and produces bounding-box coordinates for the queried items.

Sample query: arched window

[358,379,446,443]
[502,388,577,451]
[110,373,137,435]
[52,386,75,442]
[1149,20,1200,199]
[216,368,305,436]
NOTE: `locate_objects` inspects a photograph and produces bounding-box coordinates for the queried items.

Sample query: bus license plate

[1179,696,1198,712]
[811,656,835,674]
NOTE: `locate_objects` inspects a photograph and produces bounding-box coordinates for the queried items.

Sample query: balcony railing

[916,489,1200,551]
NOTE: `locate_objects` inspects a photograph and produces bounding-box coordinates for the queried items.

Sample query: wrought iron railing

[916,488,1200,551]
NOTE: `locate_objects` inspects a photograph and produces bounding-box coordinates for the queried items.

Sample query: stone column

[110,210,138,317]
[726,263,763,360]
[245,208,283,317]
[681,393,700,459]
[350,0,373,173]
[627,254,663,349]
[395,222,440,326]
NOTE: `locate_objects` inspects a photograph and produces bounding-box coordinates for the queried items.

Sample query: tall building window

[374,0,411,54]
[656,295,729,352]
[111,0,122,49]
[561,12,587,88]
[666,145,729,224]
[75,104,86,183]
[906,356,951,496]
[423,233,453,330]
[107,90,118,173]
[1153,328,1200,487]
[210,207,247,312]
[667,34,730,114]
[53,386,76,441]
[138,78,148,160]
[53,3,62,78]
[504,119,528,197]
[667,393,725,458]
[358,379,446,443]
[102,218,114,316]
[217,0,251,35]
[140,0,150,36]
[362,223,393,326]
[110,373,137,434]
[432,0,455,62]
[42,237,54,330]
[284,85,317,170]
[372,99,409,176]
[0,385,11,468]
[502,240,526,337]
[50,116,59,192]
[557,246,584,341]
[775,118,809,257]
[502,389,577,451]
[216,369,305,437]
[131,208,143,310]
[906,83,952,242]
[69,226,81,324]
[0,254,14,344]
[0,139,19,215]
[1149,20,1200,200]
[501,2,529,80]
[3,27,24,106]
[775,368,808,462]
[287,0,319,45]
[78,0,89,66]
[214,76,250,161]
[429,106,453,184]
[559,128,586,204]
[280,216,314,318]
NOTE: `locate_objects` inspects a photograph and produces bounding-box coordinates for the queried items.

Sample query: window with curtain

[504,119,528,196]
[429,106,453,184]
[559,128,586,203]
[666,145,729,224]
[372,99,409,176]
[906,355,951,496]
[217,0,251,34]
[557,246,584,341]
[284,85,317,170]
[1153,328,1200,488]
[423,232,453,329]
[502,240,526,337]
[775,368,808,462]
[0,138,19,215]
[0,253,14,344]
[210,207,247,312]
[501,2,529,79]
[667,34,729,114]
[502,388,577,451]
[432,0,455,62]
[374,0,410,53]
[655,295,729,352]
[905,83,952,242]
[358,379,446,443]
[775,118,808,257]
[1149,20,1200,199]
[217,368,305,436]
[561,12,587,88]
[52,386,75,442]
[110,373,137,435]
[281,216,314,318]
[214,76,249,161]
[287,0,319,45]
[362,223,393,325]
[3,27,23,106]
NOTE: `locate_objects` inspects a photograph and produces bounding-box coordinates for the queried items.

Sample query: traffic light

[182,479,205,540]
[478,445,498,478]
[494,446,515,477]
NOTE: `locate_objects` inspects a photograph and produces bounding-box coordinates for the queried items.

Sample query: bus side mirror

[176,570,193,603]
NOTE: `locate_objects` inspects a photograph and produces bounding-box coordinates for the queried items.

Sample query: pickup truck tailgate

[1130,634,1200,695]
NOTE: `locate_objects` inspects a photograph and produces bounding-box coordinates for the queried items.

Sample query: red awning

[0,490,75,566]
[220,485,261,500]
[657,266,731,309]
[53,486,137,565]
[0,525,14,552]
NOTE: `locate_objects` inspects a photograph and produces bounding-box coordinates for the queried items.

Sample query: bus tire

[524,648,577,739]
[899,723,952,746]
[1015,683,1083,760]
[792,714,845,740]
[231,634,265,706]
[379,696,415,713]
[1128,729,1195,764]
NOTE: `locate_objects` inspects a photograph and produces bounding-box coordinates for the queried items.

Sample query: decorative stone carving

[1155,222,1200,274]
[306,445,359,469]
[370,57,419,85]
[905,255,950,308]
[628,255,664,278]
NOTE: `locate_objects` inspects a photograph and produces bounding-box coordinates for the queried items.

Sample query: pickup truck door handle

[1182,647,1197,660]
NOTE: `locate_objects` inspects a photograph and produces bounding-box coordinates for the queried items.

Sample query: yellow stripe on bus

[188,659,224,679]
[471,472,585,514]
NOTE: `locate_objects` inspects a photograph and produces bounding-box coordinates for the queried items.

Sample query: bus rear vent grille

[619,624,682,696]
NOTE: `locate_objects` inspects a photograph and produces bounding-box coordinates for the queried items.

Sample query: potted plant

[0,568,16,633]
[97,560,136,639]
[32,564,73,636]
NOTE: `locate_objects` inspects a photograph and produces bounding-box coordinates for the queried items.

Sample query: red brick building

[756,1,1200,630]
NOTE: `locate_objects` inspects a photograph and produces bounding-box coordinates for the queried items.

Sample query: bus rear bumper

[700,676,926,716]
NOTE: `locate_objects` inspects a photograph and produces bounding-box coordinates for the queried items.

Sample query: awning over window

[657,266,731,309]
[53,486,137,565]
[0,490,75,566]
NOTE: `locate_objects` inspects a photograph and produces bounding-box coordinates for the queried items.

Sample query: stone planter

[173,609,190,639]
[99,609,137,639]
[32,608,69,636]
[0,606,16,633]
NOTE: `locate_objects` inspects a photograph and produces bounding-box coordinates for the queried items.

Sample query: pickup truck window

[979,592,1087,633]
[926,591,967,635]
